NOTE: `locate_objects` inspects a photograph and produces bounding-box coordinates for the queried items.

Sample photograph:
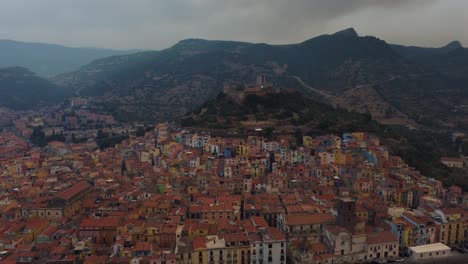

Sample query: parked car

[371,259,387,264]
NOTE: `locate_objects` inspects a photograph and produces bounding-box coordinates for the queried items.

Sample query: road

[293,76,333,98]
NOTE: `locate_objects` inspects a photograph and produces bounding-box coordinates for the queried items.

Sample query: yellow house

[355,207,368,222]
[441,208,465,245]
[394,191,402,205]
[188,223,209,238]
[36,168,49,179]
[224,233,250,264]
[143,223,161,243]
[392,218,415,248]
[118,220,145,242]
[303,136,314,147]
[333,149,345,165]
[185,235,227,264]
[235,144,249,156]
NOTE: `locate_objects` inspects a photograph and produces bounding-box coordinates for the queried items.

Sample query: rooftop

[409,243,451,254]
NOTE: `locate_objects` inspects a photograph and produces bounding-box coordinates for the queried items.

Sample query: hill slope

[0,67,69,109]
[52,28,417,122]
[181,90,377,133]
[182,89,468,191]
[391,41,468,78]
[52,29,468,130]
[0,39,138,77]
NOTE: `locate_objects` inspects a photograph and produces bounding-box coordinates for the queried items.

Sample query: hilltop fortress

[223,75,292,103]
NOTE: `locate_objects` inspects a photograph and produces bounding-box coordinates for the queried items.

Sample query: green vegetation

[52,29,468,134]
[136,127,146,137]
[0,67,71,109]
[96,129,128,149]
[30,127,66,147]
[182,91,381,134]
[30,127,47,147]
[96,135,128,149]
[182,91,468,191]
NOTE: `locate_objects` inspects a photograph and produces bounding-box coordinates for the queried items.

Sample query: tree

[294,129,304,146]
[263,127,274,140]
[136,127,145,137]
[97,129,105,139]
[30,127,47,147]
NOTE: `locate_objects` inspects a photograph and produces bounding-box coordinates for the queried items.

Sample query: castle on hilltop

[223,75,286,103]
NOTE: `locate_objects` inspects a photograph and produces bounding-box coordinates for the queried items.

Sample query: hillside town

[0,122,467,264]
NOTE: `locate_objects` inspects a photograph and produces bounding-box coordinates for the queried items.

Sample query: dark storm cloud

[0,0,465,49]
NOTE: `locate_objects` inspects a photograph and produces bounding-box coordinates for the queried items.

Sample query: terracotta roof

[80,217,120,228]
[193,236,206,250]
[310,242,329,253]
[442,207,466,215]
[224,232,249,243]
[56,181,90,200]
[251,216,268,228]
[133,242,152,252]
[367,231,397,245]
[285,213,335,226]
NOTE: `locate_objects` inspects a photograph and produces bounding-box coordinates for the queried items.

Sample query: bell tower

[337,197,357,229]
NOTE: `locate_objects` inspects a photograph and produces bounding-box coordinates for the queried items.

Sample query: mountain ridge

[0,39,141,77]
[0,66,70,109]
[48,28,468,131]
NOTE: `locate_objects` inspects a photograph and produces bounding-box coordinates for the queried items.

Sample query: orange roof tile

[56,181,90,200]
[286,213,335,226]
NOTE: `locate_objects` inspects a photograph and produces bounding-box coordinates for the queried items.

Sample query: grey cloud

[0,0,464,49]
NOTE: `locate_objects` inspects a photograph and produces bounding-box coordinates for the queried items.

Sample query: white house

[409,243,451,261]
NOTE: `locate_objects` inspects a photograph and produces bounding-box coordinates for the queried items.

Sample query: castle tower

[256,75,267,88]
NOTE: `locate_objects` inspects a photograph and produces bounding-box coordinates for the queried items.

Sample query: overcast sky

[0,0,466,50]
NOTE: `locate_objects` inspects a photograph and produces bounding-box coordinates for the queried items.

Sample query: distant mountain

[0,67,69,109]
[52,29,468,131]
[52,28,415,122]
[0,39,139,77]
[390,41,463,58]
[390,41,468,78]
